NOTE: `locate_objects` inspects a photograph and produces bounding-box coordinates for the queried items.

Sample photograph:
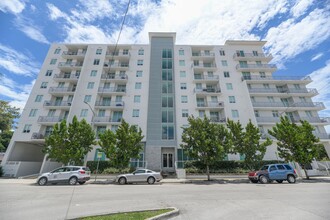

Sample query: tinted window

[269,165,277,172]
[284,165,293,170]
[53,167,66,173]
[72,167,79,171]
[277,165,285,170]
[260,165,269,170]
[134,170,146,174]
[147,171,152,173]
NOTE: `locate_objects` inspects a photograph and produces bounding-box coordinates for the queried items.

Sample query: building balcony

[58,62,83,69]
[252,102,325,110]
[37,116,64,124]
[233,53,273,61]
[103,62,129,70]
[49,87,76,94]
[100,74,128,82]
[256,117,330,124]
[236,64,277,72]
[313,133,330,140]
[196,101,224,109]
[210,117,227,123]
[61,51,86,58]
[92,116,122,124]
[242,75,312,83]
[97,87,126,94]
[193,75,219,83]
[248,88,318,96]
[105,51,130,60]
[94,101,125,109]
[43,100,72,108]
[194,87,221,95]
[191,52,215,61]
[192,63,217,71]
[53,73,79,82]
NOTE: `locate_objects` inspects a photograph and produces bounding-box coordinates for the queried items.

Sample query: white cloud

[311,53,324,62]
[291,0,314,18]
[0,0,25,14]
[265,7,330,68]
[14,17,50,44]
[46,3,65,20]
[0,44,40,76]
[71,0,114,22]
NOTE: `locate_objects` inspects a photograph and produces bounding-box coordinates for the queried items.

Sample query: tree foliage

[0,130,14,152]
[98,120,144,170]
[268,116,323,179]
[227,119,272,170]
[0,100,20,132]
[181,116,232,180]
[44,116,96,165]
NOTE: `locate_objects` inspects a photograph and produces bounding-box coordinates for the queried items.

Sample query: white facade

[2,32,330,177]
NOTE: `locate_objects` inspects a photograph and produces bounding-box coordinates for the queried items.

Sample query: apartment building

[2,32,329,177]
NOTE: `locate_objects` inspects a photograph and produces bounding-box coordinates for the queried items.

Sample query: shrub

[0,166,3,177]
[102,167,132,174]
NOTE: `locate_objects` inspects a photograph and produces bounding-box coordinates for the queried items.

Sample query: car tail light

[79,170,86,174]
[293,169,296,174]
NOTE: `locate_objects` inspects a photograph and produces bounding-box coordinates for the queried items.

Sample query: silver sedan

[116,169,163,185]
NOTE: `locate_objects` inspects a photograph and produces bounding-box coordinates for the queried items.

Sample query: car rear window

[72,167,79,171]
[277,165,285,170]
[260,165,269,170]
[284,165,293,170]
[83,167,90,171]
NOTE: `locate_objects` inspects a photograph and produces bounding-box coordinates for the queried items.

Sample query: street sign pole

[94,152,102,181]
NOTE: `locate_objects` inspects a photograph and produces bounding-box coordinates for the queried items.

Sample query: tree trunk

[206,165,210,181]
[303,167,310,180]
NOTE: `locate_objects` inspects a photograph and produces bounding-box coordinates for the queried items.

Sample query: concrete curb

[146,207,179,220]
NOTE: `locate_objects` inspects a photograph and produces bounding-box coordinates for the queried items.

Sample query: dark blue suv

[248,164,297,184]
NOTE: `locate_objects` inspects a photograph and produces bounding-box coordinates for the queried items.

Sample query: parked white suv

[37,166,91,186]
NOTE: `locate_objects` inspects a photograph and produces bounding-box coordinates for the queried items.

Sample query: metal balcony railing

[49,87,76,93]
[43,100,72,107]
[101,74,128,80]
[92,116,122,123]
[252,102,324,108]
[197,101,224,108]
[248,88,317,94]
[194,75,219,80]
[233,53,272,59]
[58,62,83,67]
[103,63,129,68]
[236,64,277,70]
[38,116,64,123]
[192,52,215,57]
[62,51,86,56]
[98,87,126,93]
[94,101,124,107]
[194,88,221,93]
[53,73,79,80]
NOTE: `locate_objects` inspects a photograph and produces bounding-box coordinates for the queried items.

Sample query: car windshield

[260,165,269,170]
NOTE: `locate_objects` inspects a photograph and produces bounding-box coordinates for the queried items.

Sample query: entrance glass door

[162,153,173,169]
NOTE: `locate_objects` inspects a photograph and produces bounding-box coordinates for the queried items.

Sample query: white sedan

[115,169,163,185]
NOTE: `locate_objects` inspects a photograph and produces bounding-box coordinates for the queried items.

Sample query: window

[93,59,100,65]
[231,110,239,118]
[263,84,270,89]
[277,165,285,170]
[221,60,228,66]
[90,70,97,76]
[135,82,142,89]
[35,95,43,102]
[179,50,184,55]
[137,60,143,66]
[180,83,187,90]
[251,96,256,102]
[229,96,236,103]
[138,49,144,55]
[162,125,174,140]
[58,82,65,88]
[29,109,38,117]
[162,110,174,122]
[96,49,102,55]
[259,72,266,78]
[80,109,88,117]
[23,124,32,133]
[181,96,188,103]
[305,111,312,118]
[54,48,61,54]
[133,109,140,117]
[256,61,262,66]
[50,59,57,65]
[96,126,106,137]
[48,109,56,116]
[272,110,279,117]
[268,96,275,102]
[254,110,259,117]
[40,82,48,89]
[45,70,53,76]
[224,71,230,78]
[226,83,233,90]
[87,82,94,89]
[219,50,225,56]
[199,110,205,117]
[84,95,92,102]
[134,95,141,103]
[180,71,186,77]
[98,109,105,117]
[123,49,129,55]
[269,165,277,172]
[253,51,258,56]
[182,109,189,117]
[294,84,301,89]
[299,97,306,102]
[136,71,143,77]
[179,60,185,66]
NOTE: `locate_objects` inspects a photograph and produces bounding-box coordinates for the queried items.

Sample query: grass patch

[79,208,173,220]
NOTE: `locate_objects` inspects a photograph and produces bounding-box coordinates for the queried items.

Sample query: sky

[0,0,329,131]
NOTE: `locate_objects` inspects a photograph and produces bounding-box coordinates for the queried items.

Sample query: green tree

[44,116,96,165]
[181,116,232,181]
[268,116,323,179]
[0,130,14,152]
[227,119,272,170]
[0,100,20,132]
[98,120,144,171]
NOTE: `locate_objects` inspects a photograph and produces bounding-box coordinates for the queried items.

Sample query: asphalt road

[0,179,329,220]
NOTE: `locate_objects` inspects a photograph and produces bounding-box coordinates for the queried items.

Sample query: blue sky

[0,0,329,130]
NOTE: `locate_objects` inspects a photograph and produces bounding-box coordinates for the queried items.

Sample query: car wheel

[147,177,156,184]
[250,179,258,183]
[118,177,126,185]
[78,181,86,185]
[69,177,78,185]
[259,175,269,184]
[38,177,48,186]
[276,180,283,183]
[287,175,296,184]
